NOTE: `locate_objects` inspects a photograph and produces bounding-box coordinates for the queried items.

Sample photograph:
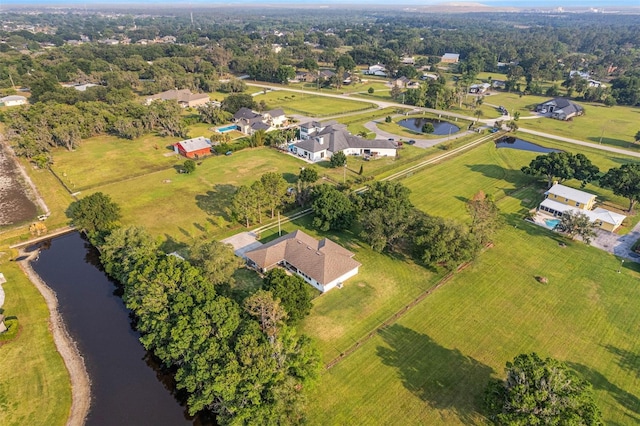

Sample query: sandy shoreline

[18,249,91,426]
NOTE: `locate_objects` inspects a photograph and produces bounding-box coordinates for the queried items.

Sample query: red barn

[174,137,212,159]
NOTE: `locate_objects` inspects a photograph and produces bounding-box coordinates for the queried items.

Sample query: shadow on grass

[605,345,640,380]
[466,164,522,186]
[567,362,640,420]
[159,234,189,254]
[377,324,493,423]
[195,184,236,220]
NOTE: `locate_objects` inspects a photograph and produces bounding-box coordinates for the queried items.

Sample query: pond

[30,232,211,426]
[495,136,562,153]
[397,118,460,136]
[0,144,38,226]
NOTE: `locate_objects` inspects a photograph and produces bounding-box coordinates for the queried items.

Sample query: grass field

[253,90,375,117]
[51,134,185,192]
[304,141,640,425]
[0,259,72,426]
[93,147,304,241]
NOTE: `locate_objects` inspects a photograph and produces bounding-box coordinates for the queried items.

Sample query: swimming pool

[544,218,561,229]
[217,124,238,133]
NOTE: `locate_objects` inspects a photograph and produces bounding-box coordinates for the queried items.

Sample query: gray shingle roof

[297,125,396,154]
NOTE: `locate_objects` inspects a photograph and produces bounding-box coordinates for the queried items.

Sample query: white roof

[540,199,625,226]
[176,136,211,152]
[1,95,27,102]
[442,53,460,60]
[545,184,595,205]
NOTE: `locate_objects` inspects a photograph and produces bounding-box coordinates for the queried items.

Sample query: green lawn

[253,90,375,117]
[51,134,186,192]
[0,259,71,426]
[304,141,640,425]
[519,103,640,151]
[92,147,304,241]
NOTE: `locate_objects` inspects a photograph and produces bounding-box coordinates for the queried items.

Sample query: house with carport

[538,183,625,232]
[244,230,361,293]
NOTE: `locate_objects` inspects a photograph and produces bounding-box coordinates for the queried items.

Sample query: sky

[1,0,638,8]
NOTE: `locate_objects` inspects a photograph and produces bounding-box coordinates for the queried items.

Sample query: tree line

[66,192,321,425]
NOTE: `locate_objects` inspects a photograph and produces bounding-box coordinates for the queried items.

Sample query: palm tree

[474,109,483,124]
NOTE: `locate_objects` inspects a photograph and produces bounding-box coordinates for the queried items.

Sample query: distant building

[233,108,287,135]
[469,83,491,94]
[146,89,210,108]
[536,98,584,121]
[441,53,460,64]
[363,64,387,77]
[0,95,27,107]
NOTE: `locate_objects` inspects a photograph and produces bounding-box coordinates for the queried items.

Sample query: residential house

[570,70,590,79]
[173,136,212,159]
[441,53,460,64]
[233,107,287,135]
[363,64,387,77]
[492,80,506,89]
[469,83,491,94]
[292,121,397,162]
[0,95,27,106]
[588,79,606,88]
[421,73,439,81]
[538,183,625,232]
[401,56,415,65]
[392,76,411,88]
[535,98,584,121]
[244,230,361,293]
[146,89,210,108]
[295,71,316,83]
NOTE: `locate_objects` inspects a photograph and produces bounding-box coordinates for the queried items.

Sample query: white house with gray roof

[293,121,397,162]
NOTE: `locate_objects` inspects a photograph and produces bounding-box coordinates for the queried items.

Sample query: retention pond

[397,117,460,135]
[30,232,208,426]
[495,136,562,153]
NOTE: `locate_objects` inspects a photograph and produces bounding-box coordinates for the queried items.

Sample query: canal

[31,232,207,426]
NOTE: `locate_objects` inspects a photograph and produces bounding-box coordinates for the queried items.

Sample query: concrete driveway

[591,222,640,262]
[221,232,263,258]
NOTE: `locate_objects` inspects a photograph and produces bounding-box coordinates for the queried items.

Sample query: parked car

[407,140,416,145]
[225,151,233,156]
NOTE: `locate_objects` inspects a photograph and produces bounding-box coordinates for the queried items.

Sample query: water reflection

[495,136,562,153]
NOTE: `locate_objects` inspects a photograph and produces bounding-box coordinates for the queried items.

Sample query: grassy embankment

[0,258,72,426]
